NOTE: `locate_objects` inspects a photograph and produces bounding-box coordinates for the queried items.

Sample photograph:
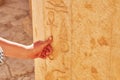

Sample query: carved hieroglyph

[32,0,120,80]
[44,0,72,80]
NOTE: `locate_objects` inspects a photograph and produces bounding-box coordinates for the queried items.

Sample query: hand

[38,44,52,58]
[31,36,53,59]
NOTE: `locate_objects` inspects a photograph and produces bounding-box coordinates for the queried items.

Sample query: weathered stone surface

[32,0,120,80]
[0,0,4,6]
[0,0,34,79]
[0,64,11,79]
[22,16,33,38]
[6,58,34,77]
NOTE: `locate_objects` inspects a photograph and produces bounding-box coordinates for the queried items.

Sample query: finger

[37,44,53,59]
[44,48,51,56]
[39,49,47,58]
[42,36,53,48]
[46,45,53,55]
[40,46,52,58]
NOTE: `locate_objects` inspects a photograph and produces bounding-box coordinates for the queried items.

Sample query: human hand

[31,36,53,59]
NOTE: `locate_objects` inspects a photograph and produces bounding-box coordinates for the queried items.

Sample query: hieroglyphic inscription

[44,0,71,80]
[47,11,55,26]
[33,0,120,80]
[71,0,115,80]
[46,0,68,13]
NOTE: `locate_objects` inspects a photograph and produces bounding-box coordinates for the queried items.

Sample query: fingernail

[49,36,53,40]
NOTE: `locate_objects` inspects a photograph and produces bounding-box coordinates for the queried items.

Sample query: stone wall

[32,0,120,80]
[0,0,4,6]
[0,0,34,80]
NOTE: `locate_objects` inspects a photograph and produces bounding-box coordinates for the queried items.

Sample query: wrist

[26,44,35,59]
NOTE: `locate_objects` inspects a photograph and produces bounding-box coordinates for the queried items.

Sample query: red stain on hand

[39,44,53,59]
[33,36,53,59]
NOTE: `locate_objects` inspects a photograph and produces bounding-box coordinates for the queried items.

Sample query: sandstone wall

[32,0,120,80]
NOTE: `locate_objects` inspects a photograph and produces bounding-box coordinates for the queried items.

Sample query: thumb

[42,36,53,47]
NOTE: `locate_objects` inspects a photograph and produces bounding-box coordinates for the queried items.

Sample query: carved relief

[71,0,113,80]
[84,3,93,11]
[97,36,108,46]
[59,18,69,53]
[33,0,120,79]
[44,0,71,80]
[46,0,68,13]
[45,69,68,80]
[47,11,55,26]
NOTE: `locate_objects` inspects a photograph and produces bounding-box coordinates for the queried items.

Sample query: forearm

[0,37,33,59]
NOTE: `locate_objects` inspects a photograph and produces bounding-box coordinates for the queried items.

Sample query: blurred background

[0,0,34,80]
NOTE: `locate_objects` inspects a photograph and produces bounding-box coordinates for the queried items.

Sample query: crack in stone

[4,60,13,78]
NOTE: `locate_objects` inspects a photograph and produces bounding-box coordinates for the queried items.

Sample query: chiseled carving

[47,11,55,26]
[59,18,69,53]
[44,0,70,79]
[46,0,68,13]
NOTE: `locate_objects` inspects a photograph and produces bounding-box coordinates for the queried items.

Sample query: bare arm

[0,37,52,59]
[0,37,33,59]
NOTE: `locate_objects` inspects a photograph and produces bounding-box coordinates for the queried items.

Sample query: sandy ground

[0,0,34,80]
